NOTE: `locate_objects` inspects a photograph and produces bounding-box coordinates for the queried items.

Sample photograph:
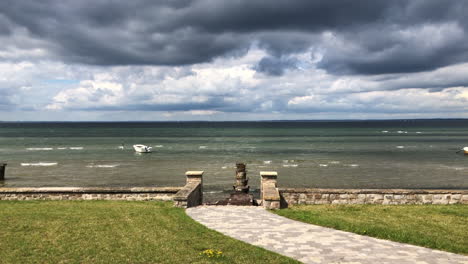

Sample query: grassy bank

[274,204,468,254]
[0,201,298,264]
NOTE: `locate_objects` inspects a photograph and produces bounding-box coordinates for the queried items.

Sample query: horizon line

[1,118,468,123]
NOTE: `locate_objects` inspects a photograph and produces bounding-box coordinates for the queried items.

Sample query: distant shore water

[1,120,467,201]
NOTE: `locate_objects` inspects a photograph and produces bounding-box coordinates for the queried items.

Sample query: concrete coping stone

[186,171,204,176]
[0,187,182,194]
[278,188,468,194]
[260,171,278,178]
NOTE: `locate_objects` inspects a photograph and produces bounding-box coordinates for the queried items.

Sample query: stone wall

[174,171,203,208]
[279,188,468,206]
[0,187,181,201]
[0,171,204,208]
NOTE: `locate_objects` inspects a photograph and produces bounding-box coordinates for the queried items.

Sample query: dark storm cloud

[255,56,298,76]
[1,0,467,74]
[317,24,468,75]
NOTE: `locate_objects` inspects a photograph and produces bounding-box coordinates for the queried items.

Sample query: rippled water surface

[1,120,467,201]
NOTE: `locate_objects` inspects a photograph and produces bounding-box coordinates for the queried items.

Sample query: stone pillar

[186,171,203,195]
[174,171,204,208]
[0,163,6,181]
[233,162,249,193]
[260,171,281,209]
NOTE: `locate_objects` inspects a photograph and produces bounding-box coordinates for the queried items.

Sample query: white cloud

[1,46,468,120]
[288,87,468,114]
[46,80,124,110]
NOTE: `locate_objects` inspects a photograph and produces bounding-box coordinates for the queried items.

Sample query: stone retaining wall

[0,171,204,208]
[0,187,181,201]
[279,188,468,206]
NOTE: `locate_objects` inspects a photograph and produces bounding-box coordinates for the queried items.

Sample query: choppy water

[0,120,467,201]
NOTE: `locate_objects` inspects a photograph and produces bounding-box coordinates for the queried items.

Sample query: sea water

[0,120,467,201]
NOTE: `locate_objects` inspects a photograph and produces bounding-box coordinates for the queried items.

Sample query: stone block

[370,194,384,201]
[264,200,280,209]
[461,195,468,204]
[357,194,366,200]
[433,199,449,205]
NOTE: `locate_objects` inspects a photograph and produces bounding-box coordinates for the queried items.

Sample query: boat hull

[133,145,152,153]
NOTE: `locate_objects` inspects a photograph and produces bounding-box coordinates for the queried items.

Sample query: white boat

[464,147,468,155]
[133,144,152,153]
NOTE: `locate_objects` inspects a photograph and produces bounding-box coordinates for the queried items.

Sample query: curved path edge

[186,206,468,264]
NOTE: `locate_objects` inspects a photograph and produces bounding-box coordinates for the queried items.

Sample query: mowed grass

[274,204,468,254]
[0,201,298,264]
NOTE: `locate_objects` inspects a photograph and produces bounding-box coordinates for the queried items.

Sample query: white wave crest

[263,160,272,164]
[26,147,53,151]
[283,164,298,167]
[319,164,328,167]
[21,162,58,166]
[396,146,405,149]
[69,147,83,150]
[199,146,207,149]
[86,164,119,168]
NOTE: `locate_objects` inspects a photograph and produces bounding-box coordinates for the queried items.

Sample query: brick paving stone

[186,206,468,264]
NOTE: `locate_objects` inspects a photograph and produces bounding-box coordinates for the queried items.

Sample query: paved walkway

[186,206,468,264]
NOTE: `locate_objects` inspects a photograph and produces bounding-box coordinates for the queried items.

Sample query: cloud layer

[0,0,467,120]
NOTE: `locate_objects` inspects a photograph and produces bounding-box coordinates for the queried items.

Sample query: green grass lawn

[0,201,298,264]
[274,204,468,255]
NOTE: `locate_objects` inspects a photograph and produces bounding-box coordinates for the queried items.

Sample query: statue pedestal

[227,192,254,205]
[213,162,256,206]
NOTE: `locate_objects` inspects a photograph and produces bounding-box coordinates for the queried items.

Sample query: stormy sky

[1,0,468,121]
